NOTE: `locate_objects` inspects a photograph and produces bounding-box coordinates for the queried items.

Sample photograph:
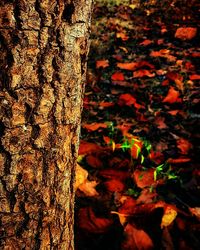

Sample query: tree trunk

[0,0,92,249]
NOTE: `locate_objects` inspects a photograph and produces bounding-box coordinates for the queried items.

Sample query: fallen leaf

[161,206,177,228]
[189,74,200,80]
[168,110,179,115]
[167,71,184,91]
[99,169,130,181]
[118,196,137,215]
[175,27,197,40]
[162,87,180,103]
[78,140,102,155]
[189,207,200,221]
[136,188,157,204]
[111,72,125,81]
[75,164,88,190]
[177,138,192,154]
[133,69,155,78]
[99,101,115,107]
[122,223,154,250]
[104,179,125,192]
[139,39,153,46]
[116,32,129,41]
[78,207,113,233]
[167,158,191,163]
[96,59,109,69]
[86,154,103,168]
[118,93,144,109]
[82,122,107,131]
[133,168,155,188]
[117,62,138,70]
[155,116,168,129]
[78,180,99,197]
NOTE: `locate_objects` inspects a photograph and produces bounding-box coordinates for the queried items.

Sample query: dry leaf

[96,59,109,69]
[82,122,107,131]
[162,87,180,103]
[189,207,200,221]
[161,206,177,228]
[133,168,155,188]
[111,72,125,81]
[75,164,88,190]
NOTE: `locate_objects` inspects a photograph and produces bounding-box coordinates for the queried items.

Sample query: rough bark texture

[0,0,92,249]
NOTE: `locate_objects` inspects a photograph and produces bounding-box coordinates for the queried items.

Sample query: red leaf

[133,69,155,78]
[118,93,144,109]
[96,59,109,69]
[139,39,153,46]
[104,179,125,192]
[78,207,113,233]
[167,158,191,163]
[118,196,137,215]
[176,138,192,154]
[99,101,114,108]
[86,154,103,169]
[117,62,138,70]
[189,74,200,80]
[133,168,155,188]
[122,223,154,250]
[111,72,125,81]
[99,169,130,181]
[78,140,102,155]
[175,27,197,40]
[162,87,180,103]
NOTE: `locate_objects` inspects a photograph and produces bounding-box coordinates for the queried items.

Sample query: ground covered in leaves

[75,1,200,249]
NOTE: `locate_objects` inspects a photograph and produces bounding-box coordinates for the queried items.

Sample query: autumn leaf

[96,59,109,69]
[139,39,153,46]
[166,72,184,91]
[78,207,113,233]
[99,101,115,108]
[122,223,154,250]
[78,140,102,155]
[162,87,180,103]
[175,27,197,40]
[82,122,107,131]
[116,32,129,41]
[167,158,191,163]
[136,188,157,204]
[118,93,144,109]
[133,168,155,188]
[99,169,130,181]
[161,206,177,228]
[111,72,125,81]
[189,207,200,221]
[78,180,99,197]
[189,74,200,80]
[133,69,155,78]
[117,62,138,70]
[75,164,88,190]
[104,179,125,192]
[177,138,192,154]
[86,154,103,168]
[118,196,137,215]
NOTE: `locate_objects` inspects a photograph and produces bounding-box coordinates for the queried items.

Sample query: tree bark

[0,0,92,249]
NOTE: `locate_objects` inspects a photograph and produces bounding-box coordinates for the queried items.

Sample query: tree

[0,0,92,249]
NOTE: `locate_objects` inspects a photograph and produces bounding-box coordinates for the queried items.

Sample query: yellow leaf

[78,180,99,197]
[161,206,177,228]
[75,164,88,190]
[129,4,137,10]
[111,211,128,226]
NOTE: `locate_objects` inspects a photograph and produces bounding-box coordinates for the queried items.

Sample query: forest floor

[75,2,200,250]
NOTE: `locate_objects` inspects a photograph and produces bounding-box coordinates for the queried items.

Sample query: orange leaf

[122,224,154,250]
[111,72,125,81]
[96,59,109,69]
[116,32,129,41]
[189,207,200,221]
[78,207,113,233]
[117,62,138,70]
[118,196,137,215]
[118,93,144,109]
[83,122,107,131]
[130,140,143,159]
[139,39,153,46]
[189,74,200,80]
[175,27,197,40]
[78,180,99,197]
[162,87,180,103]
[133,168,155,188]
[133,69,155,78]
[137,188,157,204]
[104,179,125,192]
[167,72,184,91]
[99,101,114,107]
[155,116,168,129]
[168,110,179,115]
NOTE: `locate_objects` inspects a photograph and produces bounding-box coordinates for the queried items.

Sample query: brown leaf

[99,169,130,181]
[75,164,88,190]
[86,154,103,169]
[78,207,113,233]
[175,27,197,40]
[189,207,200,221]
[122,223,154,250]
